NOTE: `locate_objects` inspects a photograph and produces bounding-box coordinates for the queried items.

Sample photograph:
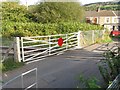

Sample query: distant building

[85,10,120,31]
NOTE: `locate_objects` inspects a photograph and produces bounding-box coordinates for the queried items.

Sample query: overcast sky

[20,0,114,5]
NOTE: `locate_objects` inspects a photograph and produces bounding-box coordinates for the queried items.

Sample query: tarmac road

[2,43,118,88]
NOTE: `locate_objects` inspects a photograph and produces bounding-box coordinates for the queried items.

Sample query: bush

[30,2,84,23]
[77,75,101,88]
[98,47,120,85]
[2,21,104,37]
[2,2,34,22]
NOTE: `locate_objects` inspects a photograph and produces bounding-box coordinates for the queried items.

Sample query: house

[85,10,120,31]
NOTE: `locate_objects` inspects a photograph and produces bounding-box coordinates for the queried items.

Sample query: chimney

[96,7,101,12]
[96,4,101,12]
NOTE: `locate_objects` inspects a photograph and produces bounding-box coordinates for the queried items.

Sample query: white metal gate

[20,32,78,62]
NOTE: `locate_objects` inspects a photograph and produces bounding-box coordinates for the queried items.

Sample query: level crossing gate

[14,30,105,62]
[19,32,79,62]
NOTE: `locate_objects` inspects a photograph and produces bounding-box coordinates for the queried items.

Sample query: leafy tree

[1,2,34,22]
[30,2,84,23]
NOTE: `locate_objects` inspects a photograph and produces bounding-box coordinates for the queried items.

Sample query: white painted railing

[20,32,78,62]
[2,68,37,89]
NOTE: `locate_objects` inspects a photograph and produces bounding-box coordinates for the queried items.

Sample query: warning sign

[58,38,63,47]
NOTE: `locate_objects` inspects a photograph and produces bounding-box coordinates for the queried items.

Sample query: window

[113,18,120,23]
[106,18,110,23]
[114,18,117,23]
[118,18,120,23]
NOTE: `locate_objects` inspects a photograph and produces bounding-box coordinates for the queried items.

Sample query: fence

[106,74,120,90]
[2,68,37,89]
[80,30,105,47]
[1,30,107,62]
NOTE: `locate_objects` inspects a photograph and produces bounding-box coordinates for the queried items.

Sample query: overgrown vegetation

[29,2,84,23]
[1,2,104,38]
[1,58,24,72]
[77,75,101,88]
[2,2,31,22]
[2,21,104,37]
[98,46,120,86]
[95,31,113,43]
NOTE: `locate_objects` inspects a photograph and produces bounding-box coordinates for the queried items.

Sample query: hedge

[2,21,104,37]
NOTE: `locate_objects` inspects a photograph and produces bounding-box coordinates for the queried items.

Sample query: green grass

[95,34,113,44]
[100,38,113,43]
[77,74,101,88]
[1,58,24,72]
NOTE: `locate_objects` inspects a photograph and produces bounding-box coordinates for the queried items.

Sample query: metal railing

[107,74,120,90]
[2,68,37,89]
[20,32,78,62]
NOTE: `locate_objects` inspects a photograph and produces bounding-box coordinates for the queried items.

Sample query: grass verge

[95,35,113,44]
[77,74,101,88]
[1,58,24,72]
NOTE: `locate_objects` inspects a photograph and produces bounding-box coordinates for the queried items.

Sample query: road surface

[2,43,118,88]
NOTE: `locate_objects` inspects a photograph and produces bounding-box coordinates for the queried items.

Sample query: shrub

[98,47,120,85]
[2,21,104,37]
[77,75,101,88]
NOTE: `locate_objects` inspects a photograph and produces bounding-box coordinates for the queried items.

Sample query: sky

[20,0,114,5]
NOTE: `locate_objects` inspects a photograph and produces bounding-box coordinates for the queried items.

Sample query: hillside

[84,1,120,11]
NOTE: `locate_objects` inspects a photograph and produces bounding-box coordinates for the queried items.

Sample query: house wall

[86,15,120,31]
[112,16,120,23]
[99,17,105,25]
[99,17,113,25]
[86,17,99,24]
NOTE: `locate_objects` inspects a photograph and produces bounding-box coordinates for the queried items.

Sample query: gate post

[76,31,82,49]
[14,37,21,62]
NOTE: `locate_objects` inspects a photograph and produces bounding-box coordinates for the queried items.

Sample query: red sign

[58,38,64,47]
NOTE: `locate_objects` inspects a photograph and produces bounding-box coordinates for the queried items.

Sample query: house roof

[114,11,120,16]
[85,10,120,17]
[85,11,99,17]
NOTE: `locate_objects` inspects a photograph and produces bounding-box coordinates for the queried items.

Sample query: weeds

[1,58,24,72]
[98,47,120,86]
[77,75,101,89]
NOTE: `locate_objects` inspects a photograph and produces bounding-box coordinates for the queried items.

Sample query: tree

[1,2,33,22]
[30,2,84,23]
